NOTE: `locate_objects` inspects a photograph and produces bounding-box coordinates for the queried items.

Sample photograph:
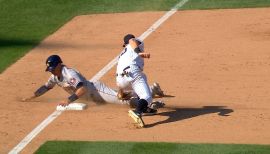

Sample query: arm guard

[34,85,50,97]
[68,94,79,103]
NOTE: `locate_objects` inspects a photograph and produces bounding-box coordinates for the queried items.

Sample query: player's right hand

[139,53,150,58]
[58,101,69,107]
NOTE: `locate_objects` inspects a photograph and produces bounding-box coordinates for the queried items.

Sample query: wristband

[68,94,79,103]
[34,85,50,97]
[76,82,84,89]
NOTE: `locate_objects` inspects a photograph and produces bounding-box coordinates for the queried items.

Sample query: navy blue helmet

[45,55,62,72]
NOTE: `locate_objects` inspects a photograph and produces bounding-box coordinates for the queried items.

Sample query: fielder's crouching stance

[22,55,139,106]
[117,34,163,127]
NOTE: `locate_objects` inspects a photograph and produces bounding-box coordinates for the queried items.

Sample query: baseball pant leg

[131,72,152,104]
[91,81,127,104]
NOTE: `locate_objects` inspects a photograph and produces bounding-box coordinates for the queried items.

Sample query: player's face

[49,64,61,76]
[50,69,57,75]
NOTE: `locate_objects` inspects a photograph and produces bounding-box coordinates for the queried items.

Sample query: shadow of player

[153,94,175,98]
[144,106,233,128]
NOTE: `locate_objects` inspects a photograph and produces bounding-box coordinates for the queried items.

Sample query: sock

[136,99,148,114]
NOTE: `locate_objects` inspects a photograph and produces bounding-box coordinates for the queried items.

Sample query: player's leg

[117,74,164,99]
[91,81,123,104]
[116,74,135,98]
[127,72,156,127]
[116,76,165,109]
[130,72,153,114]
[91,81,139,106]
[116,74,139,106]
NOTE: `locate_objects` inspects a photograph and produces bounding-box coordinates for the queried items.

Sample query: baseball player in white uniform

[116,34,160,127]
[22,55,137,106]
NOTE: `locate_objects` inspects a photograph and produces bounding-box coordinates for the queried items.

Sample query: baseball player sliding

[116,34,162,127]
[22,55,164,108]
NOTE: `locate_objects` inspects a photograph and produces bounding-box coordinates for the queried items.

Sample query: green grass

[35,141,270,154]
[182,0,270,10]
[1,0,270,73]
[0,0,179,73]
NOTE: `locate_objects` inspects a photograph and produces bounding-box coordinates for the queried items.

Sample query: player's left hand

[21,96,35,102]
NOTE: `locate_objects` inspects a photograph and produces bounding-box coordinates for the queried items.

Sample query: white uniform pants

[116,70,152,104]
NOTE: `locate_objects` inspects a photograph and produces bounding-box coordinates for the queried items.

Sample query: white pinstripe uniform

[116,39,152,104]
[45,65,126,104]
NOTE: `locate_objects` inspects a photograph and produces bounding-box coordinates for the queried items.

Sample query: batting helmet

[45,55,62,72]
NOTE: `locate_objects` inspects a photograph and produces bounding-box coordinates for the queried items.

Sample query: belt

[123,66,130,72]
[116,73,127,77]
[116,66,130,77]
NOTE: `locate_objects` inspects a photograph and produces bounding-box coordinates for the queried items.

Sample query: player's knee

[140,96,152,104]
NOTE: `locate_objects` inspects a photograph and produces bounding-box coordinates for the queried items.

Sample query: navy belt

[116,73,126,77]
[116,66,130,77]
[123,66,130,72]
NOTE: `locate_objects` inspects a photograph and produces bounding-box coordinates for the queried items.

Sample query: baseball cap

[45,55,62,72]
[123,34,135,47]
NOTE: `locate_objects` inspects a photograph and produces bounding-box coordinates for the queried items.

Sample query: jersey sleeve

[45,75,56,89]
[136,38,144,52]
[66,69,85,89]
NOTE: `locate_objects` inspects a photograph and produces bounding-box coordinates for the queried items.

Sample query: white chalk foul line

[8,110,63,154]
[8,0,189,153]
[91,0,189,81]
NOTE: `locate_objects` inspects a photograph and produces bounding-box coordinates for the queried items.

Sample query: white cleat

[152,82,165,97]
[128,110,145,128]
[142,107,158,116]
[149,100,165,110]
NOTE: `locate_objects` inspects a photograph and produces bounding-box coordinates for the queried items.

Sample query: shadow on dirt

[145,106,233,128]
[0,38,38,47]
[154,94,175,98]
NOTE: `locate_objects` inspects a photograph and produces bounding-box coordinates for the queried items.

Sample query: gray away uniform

[45,65,126,104]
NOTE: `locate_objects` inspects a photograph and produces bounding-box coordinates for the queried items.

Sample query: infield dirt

[1,8,270,153]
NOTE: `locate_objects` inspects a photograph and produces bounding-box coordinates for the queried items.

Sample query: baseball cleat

[149,100,165,110]
[142,107,158,116]
[128,110,145,128]
[152,82,165,97]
